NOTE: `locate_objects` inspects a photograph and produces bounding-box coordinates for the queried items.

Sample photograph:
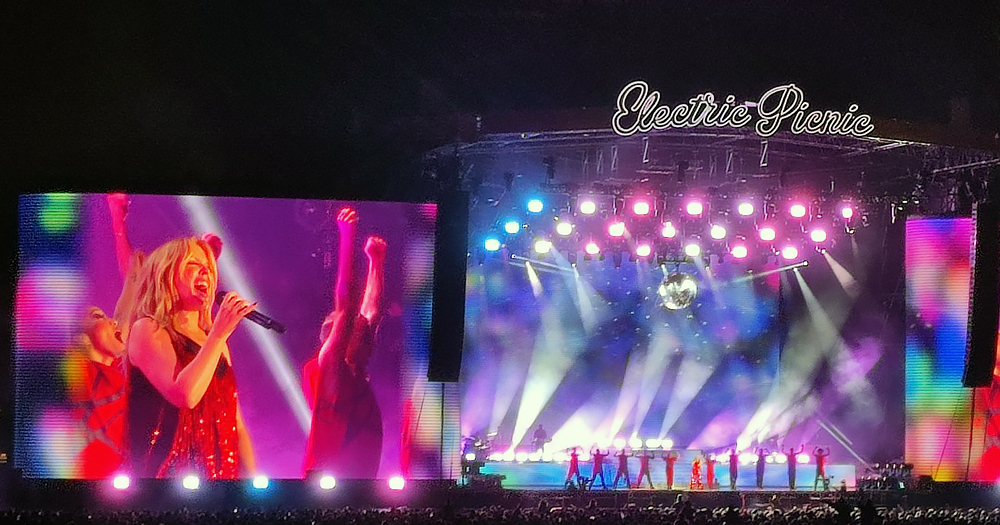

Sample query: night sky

[8,2,999,195]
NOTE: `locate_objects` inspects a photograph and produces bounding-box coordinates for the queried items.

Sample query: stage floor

[480,460,856,491]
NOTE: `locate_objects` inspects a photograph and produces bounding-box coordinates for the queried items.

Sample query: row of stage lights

[475,449,816,466]
[109,474,407,492]
[480,195,860,264]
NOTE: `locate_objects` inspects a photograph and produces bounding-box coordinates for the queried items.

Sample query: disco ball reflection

[658,273,698,310]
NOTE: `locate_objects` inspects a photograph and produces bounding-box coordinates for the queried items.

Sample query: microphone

[215,291,286,334]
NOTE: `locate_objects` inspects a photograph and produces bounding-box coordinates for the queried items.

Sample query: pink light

[737,202,755,216]
[661,222,677,238]
[636,244,651,257]
[633,201,650,216]
[608,221,626,237]
[809,229,828,243]
[759,227,776,242]
[841,205,855,220]
[686,201,704,216]
[789,203,807,218]
[731,245,749,259]
[781,246,799,260]
[585,242,601,255]
[388,476,406,491]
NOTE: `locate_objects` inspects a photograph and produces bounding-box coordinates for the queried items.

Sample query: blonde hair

[131,237,217,336]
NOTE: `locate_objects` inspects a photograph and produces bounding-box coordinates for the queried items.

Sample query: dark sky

[9,1,999,195]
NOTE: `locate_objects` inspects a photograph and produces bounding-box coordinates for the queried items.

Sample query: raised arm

[360,236,386,324]
[317,208,357,367]
[106,193,133,278]
[128,293,255,409]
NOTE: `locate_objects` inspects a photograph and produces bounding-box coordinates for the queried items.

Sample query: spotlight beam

[179,196,312,432]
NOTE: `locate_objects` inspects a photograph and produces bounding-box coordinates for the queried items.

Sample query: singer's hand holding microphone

[213,290,286,334]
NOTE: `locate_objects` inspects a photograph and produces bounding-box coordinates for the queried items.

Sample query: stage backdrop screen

[905,216,1000,482]
[14,193,452,479]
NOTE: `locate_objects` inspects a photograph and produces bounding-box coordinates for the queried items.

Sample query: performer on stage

[755,447,769,489]
[532,424,548,453]
[612,447,632,489]
[705,454,716,490]
[813,447,830,490]
[634,448,654,489]
[127,237,257,479]
[728,449,739,490]
[565,447,582,488]
[689,454,704,490]
[589,447,609,490]
[663,450,679,489]
[785,444,804,490]
[303,207,388,479]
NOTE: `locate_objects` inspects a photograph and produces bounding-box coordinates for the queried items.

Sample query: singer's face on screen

[175,244,216,311]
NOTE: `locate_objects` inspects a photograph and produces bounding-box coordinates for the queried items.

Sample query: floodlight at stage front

[319,476,337,490]
[608,221,626,237]
[731,244,749,259]
[781,246,799,260]
[660,438,674,449]
[252,475,269,490]
[635,244,652,258]
[504,220,521,234]
[628,437,643,449]
[182,475,200,490]
[709,224,727,240]
[685,201,704,216]
[759,227,776,242]
[796,453,811,464]
[112,475,130,490]
[515,451,529,462]
[553,451,569,463]
[613,437,627,449]
[389,476,406,490]
[484,238,501,252]
[556,221,574,236]
[840,204,855,219]
[527,199,544,213]
[809,228,828,243]
[684,243,701,257]
[645,438,661,449]
[633,201,651,216]
[585,241,601,255]
[737,202,755,217]
[579,200,597,215]
[789,203,807,218]
[534,239,552,254]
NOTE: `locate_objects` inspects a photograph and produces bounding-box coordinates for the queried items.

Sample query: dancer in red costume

[785,444,804,490]
[303,207,388,479]
[612,447,632,489]
[705,454,716,490]
[727,449,739,490]
[663,450,679,489]
[565,447,582,487]
[634,448,654,489]
[813,446,830,490]
[689,455,704,490]
[127,237,256,479]
[589,447,609,489]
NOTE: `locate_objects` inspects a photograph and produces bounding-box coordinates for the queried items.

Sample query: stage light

[388,476,406,491]
[515,451,529,462]
[504,221,521,234]
[527,199,544,213]
[661,221,677,238]
[796,453,811,464]
[487,453,503,462]
[765,454,776,464]
[579,200,597,215]
[775,454,789,464]
[319,475,337,490]
[781,246,799,260]
[182,475,200,491]
[789,203,807,218]
[534,239,552,254]
[658,273,698,310]
[628,437,643,449]
[635,244,651,258]
[502,450,516,462]
[613,437,627,449]
[709,224,727,240]
[585,241,601,255]
[840,205,855,219]
[252,475,269,490]
[465,452,477,461]
[809,228,827,243]
[528,452,542,462]
[553,451,569,463]
[684,243,701,257]
[112,475,130,491]
[731,244,749,259]
[660,438,674,449]
[686,200,704,216]
[541,452,554,462]
[645,438,661,448]
[737,202,755,216]
[556,221,574,236]
[608,221,626,237]
[738,452,757,465]
[633,200,651,216]
[759,227,776,241]
[484,238,501,252]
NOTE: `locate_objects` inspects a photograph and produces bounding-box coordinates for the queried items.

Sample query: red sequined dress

[154,332,241,479]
